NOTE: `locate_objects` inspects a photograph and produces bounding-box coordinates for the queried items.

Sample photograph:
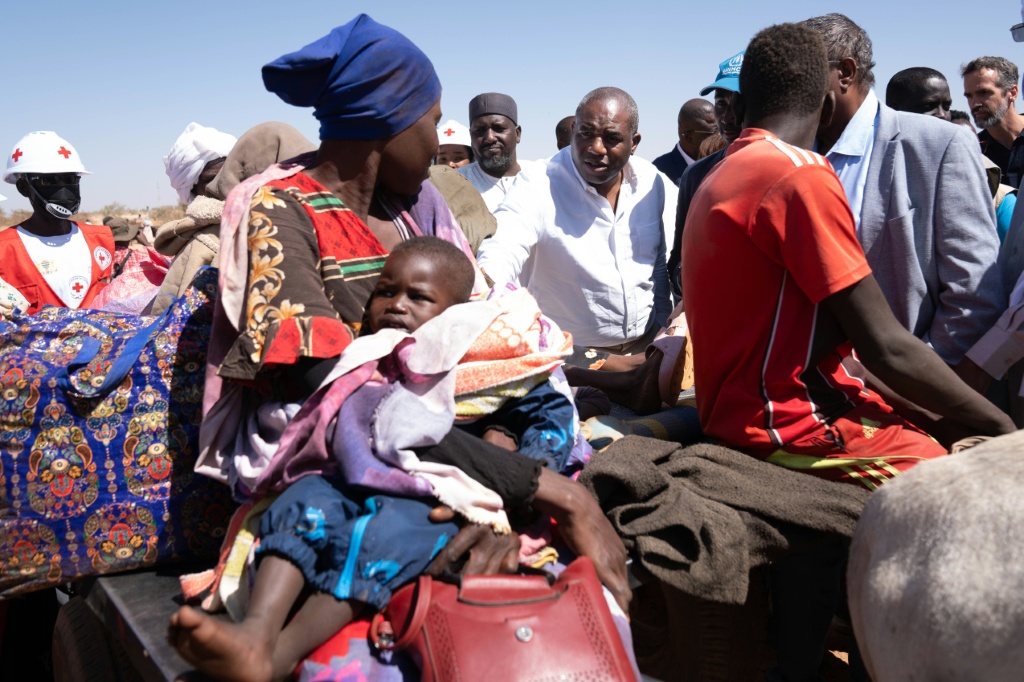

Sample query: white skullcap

[163,122,237,205]
[437,119,471,149]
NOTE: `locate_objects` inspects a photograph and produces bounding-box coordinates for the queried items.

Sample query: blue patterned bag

[0,268,233,596]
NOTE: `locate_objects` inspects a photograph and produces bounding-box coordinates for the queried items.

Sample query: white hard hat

[4,131,91,184]
[437,120,471,149]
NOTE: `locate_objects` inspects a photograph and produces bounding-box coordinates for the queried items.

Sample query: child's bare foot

[168,606,275,682]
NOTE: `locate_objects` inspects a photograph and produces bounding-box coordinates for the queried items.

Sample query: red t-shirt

[681,129,881,449]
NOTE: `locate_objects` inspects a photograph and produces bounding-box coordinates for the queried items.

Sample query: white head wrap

[163,123,237,205]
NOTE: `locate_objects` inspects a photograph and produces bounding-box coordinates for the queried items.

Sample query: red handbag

[369,556,634,681]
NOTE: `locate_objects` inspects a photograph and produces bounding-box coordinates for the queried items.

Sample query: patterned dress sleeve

[217,185,357,382]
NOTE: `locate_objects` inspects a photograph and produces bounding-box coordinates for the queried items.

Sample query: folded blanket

[579,436,870,604]
[454,286,572,418]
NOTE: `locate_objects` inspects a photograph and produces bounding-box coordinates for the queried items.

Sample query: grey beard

[976,100,1009,129]
[479,150,513,176]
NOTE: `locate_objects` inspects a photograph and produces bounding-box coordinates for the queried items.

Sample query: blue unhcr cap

[699,51,744,96]
[262,14,442,141]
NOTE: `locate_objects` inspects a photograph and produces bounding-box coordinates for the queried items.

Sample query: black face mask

[28,181,81,218]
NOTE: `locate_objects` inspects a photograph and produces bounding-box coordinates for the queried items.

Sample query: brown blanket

[579,436,871,604]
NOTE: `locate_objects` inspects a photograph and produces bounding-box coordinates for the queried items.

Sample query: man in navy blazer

[804,13,1005,367]
[652,99,716,186]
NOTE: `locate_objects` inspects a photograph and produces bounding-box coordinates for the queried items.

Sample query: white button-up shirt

[677,142,697,167]
[477,147,671,348]
[457,160,544,214]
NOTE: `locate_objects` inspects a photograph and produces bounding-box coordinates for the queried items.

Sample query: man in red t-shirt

[681,25,1015,682]
[683,27,1013,492]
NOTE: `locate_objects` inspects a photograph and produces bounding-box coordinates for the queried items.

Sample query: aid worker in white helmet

[435,119,473,168]
[0,131,114,313]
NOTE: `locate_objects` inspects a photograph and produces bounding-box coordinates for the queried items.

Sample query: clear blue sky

[1,0,1022,213]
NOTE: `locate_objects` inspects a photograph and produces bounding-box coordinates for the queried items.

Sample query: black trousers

[766,536,870,682]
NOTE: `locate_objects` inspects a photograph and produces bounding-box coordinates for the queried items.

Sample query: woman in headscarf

[169,15,629,681]
[151,122,316,313]
[163,122,237,207]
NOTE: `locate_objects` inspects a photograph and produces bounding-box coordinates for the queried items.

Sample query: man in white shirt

[457,92,541,213]
[477,87,671,353]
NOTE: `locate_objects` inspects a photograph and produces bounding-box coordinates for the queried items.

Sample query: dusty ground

[820,624,855,681]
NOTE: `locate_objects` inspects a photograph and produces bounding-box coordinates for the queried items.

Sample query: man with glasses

[0,131,114,313]
[652,98,716,186]
[803,13,1004,373]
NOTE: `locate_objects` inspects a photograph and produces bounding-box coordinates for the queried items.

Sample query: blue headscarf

[263,14,442,141]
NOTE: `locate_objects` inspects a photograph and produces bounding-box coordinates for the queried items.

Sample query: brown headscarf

[151,122,318,312]
[205,122,317,201]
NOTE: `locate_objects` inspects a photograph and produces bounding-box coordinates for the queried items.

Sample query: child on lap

[168,237,575,682]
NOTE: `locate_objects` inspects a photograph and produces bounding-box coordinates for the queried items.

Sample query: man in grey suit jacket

[804,13,1005,366]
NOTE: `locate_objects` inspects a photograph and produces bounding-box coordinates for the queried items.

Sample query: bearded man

[963,56,1024,188]
[457,92,542,213]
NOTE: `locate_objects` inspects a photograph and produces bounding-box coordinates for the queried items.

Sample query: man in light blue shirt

[819,90,878,235]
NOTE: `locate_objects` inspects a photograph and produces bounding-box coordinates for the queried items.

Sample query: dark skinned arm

[840,355,991,449]
[531,467,632,611]
[822,274,1014,438]
[953,356,994,396]
[420,430,632,611]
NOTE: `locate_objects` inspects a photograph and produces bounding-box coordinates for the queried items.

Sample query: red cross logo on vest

[11,149,22,162]
[444,129,455,137]
[93,246,112,270]
[68,274,89,301]
[57,147,72,159]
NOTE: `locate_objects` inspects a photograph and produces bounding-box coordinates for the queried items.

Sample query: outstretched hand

[425,470,633,614]
[532,469,632,612]
[426,506,521,577]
